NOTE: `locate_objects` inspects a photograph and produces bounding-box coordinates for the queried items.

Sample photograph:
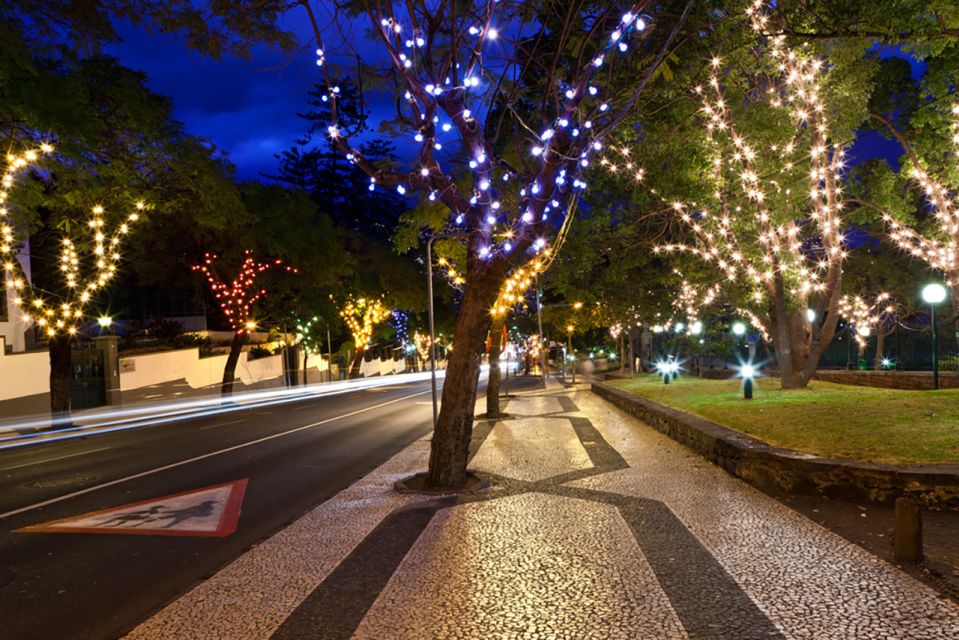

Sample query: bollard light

[656,360,670,384]
[740,363,756,400]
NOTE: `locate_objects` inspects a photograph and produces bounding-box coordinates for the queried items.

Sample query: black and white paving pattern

[124,384,959,639]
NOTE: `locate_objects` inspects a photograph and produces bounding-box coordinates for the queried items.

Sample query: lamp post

[535,275,547,388]
[426,234,442,430]
[732,321,746,363]
[922,283,947,390]
[566,324,576,385]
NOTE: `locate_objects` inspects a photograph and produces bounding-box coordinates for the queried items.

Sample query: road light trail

[0,370,448,450]
[0,389,431,520]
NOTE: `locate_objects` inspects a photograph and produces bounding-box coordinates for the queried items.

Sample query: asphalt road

[0,374,522,640]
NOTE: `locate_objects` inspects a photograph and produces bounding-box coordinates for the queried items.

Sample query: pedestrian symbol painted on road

[16,479,248,538]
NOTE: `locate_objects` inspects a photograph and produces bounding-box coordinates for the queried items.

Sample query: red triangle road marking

[15,479,248,538]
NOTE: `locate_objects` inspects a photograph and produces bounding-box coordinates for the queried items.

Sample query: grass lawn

[609,375,959,465]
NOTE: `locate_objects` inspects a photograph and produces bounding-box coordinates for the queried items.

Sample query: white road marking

[199,419,246,431]
[0,389,430,520]
[2,447,112,472]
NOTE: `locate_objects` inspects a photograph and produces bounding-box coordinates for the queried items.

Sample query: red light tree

[192,251,297,397]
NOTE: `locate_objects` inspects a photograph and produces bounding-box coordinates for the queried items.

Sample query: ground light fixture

[740,363,756,400]
[657,360,675,384]
[921,282,948,390]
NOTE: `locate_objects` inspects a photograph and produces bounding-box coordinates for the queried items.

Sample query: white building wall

[0,337,48,401]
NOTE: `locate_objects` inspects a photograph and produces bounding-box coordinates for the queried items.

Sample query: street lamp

[732,321,746,337]
[690,320,703,336]
[97,315,112,329]
[566,323,576,385]
[922,282,948,390]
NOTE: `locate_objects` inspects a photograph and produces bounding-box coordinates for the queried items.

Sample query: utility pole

[535,276,547,388]
[327,327,334,383]
[427,235,439,429]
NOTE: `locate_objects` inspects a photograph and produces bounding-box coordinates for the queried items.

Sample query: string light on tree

[1,144,145,337]
[191,251,297,333]
[860,104,959,305]
[602,1,848,389]
[838,292,898,361]
[299,0,696,487]
[340,297,391,378]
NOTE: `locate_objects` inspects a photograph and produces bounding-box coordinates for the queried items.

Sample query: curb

[591,381,959,510]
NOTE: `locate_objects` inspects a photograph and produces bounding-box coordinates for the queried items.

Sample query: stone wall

[591,381,959,510]
[814,369,959,390]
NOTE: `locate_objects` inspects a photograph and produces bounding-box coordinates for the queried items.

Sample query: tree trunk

[426,273,498,488]
[48,334,73,425]
[874,331,887,370]
[485,313,505,419]
[303,349,310,385]
[348,346,364,379]
[619,329,626,375]
[770,275,803,389]
[951,286,959,354]
[221,331,244,398]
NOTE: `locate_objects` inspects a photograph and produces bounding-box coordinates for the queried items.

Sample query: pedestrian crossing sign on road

[16,479,248,538]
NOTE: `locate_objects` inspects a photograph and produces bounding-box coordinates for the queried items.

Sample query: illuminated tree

[851,105,959,339]
[295,315,333,384]
[673,271,721,329]
[303,0,694,487]
[412,330,433,367]
[192,251,297,397]
[2,144,145,421]
[340,297,391,379]
[646,3,851,389]
[838,293,898,369]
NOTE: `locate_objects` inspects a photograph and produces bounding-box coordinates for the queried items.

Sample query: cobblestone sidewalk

[125,383,959,639]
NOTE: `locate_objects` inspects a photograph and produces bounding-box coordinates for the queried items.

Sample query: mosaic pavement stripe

[270,394,783,639]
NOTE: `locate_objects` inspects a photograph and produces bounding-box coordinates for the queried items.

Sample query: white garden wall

[0,339,49,401]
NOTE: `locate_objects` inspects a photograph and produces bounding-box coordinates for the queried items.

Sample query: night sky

[104,19,923,180]
[104,15,320,179]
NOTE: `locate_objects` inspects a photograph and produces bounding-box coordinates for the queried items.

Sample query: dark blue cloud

[105,18,325,178]
[104,14,409,179]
